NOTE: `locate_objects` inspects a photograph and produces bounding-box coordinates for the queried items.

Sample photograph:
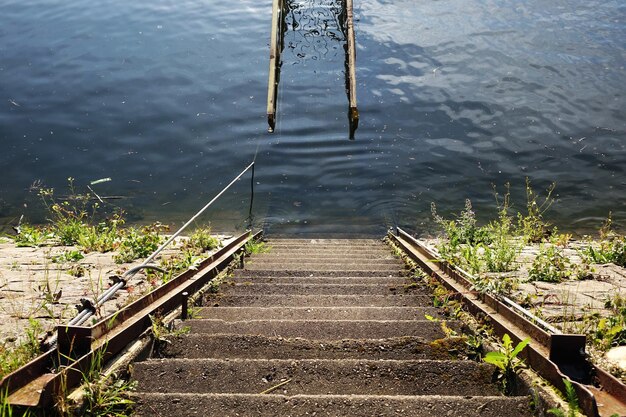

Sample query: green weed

[245,240,270,255]
[459,244,484,275]
[431,199,492,247]
[51,250,85,263]
[517,178,555,243]
[483,333,530,395]
[432,187,520,276]
[149,314,190,357]
[548,378,579,417]
[67,263,87,278]
[589,294,626,350]
[0,318,43,379]
[77,217,123,253]
[57,343,136,416]
[528,244,569,283]
[114,223,167,264]
[528,245,592,283]
[472,274,517,297]
[186,226,220,254]
[159,249,204,283]
[82,377,136,417]
[580,216,626,267]
[483,193,520,272]
[13,224,52,247]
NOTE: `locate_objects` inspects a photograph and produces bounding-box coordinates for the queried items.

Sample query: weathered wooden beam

[267,0,283,133]
[345,0,359,138]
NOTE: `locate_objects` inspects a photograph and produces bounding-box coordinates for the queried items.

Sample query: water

[1,0,624,236]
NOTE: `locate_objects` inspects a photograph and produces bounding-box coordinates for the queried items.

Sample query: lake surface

[1,0,625,236]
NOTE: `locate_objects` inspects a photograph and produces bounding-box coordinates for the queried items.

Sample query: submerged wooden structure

[266,0,284,133]
[267,0,359,138]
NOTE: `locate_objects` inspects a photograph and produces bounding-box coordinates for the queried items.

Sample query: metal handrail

[61,161,256,331]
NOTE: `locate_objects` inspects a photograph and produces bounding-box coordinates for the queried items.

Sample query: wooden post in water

[267,0,283,133]
[345,0,359,138]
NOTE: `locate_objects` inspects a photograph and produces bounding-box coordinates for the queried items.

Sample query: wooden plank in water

[267,0,283,133]
[345,0,359,137]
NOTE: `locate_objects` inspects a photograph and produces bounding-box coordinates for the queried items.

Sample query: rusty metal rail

[389,227,626,417]
[1,230,261,411]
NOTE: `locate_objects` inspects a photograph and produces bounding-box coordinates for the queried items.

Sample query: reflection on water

[284,0,345,61]
[0,0,624,236]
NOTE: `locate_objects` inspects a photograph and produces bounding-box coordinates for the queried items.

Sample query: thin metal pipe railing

[55,161,255,340]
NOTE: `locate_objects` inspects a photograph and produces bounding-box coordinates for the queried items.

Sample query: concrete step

[178,319,458,340]
[264,239,384,245]
[192,306,441,321]
[252,253,398,260]
[258,248,392,255]
[159,334,463,360]
[133,358,499,396]
[247,258,402,265]
[261,241,390,252]
[134,393,531,417]
[243,263,405,272]
[229,276,411,285]
[218,283,419,295]
[232,269,407,277]
[204,294,432,307]
[257,252,394,260]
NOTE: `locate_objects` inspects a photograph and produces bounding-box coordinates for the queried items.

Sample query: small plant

[186,226,220,254]
[160,249,204,282]
[114,223,167,264]
[38,178,94,245]
[431,199,491,247]
[59,344,137,416]
[528,244,569,283]
[459,244,484,275]
[591,294,626,350]
[82,375,136,417]
[0,318,43,379]
[472,274,517,297]
[149,314,189,357]
[245,240,270,255]
[548,378,579,417]
[464,334,484,361]
[517,178,555,243]
[51,250,85,263]
[13,224,52,247]
[580,215,626,268]
[550,230,572,248]
[431,188,520,275]
[67,263,87,278]
[77,217,123,253]
[483,190,520,272]
[35,178,126,250]
[483,333,530,394]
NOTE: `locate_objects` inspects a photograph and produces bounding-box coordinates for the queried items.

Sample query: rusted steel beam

[345,0,358,138]
[2,230,262,409]
[267,0,283,132]
[389,228,626,417]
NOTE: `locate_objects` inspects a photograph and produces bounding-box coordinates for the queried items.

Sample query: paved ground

[0,235,233,347]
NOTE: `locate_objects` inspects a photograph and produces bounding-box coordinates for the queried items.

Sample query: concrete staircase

[133,238,532,416]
